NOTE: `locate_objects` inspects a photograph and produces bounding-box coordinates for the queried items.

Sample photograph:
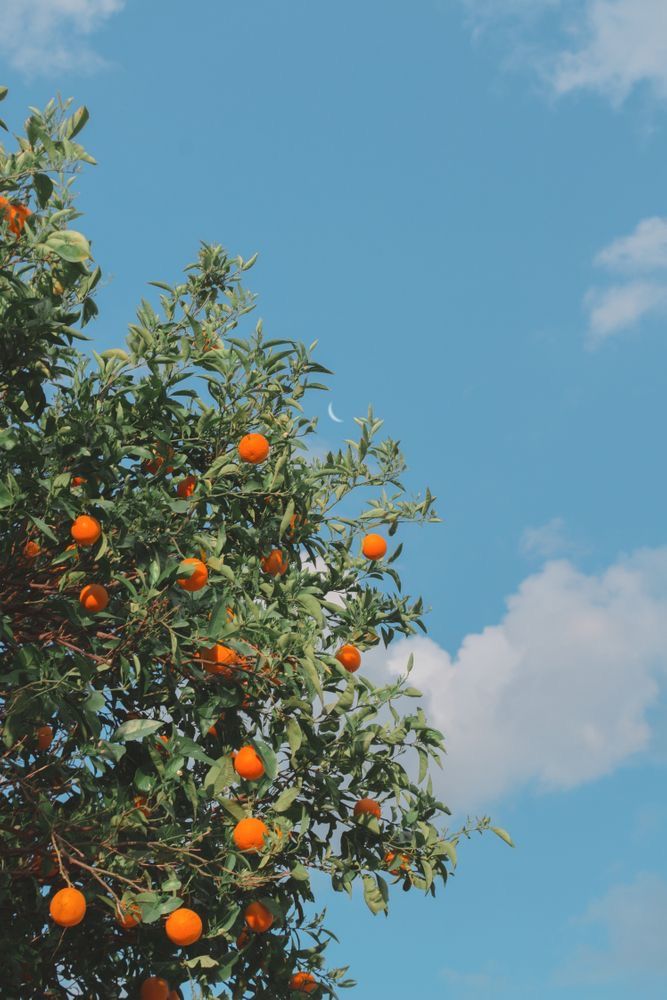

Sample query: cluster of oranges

[37,429,394,995]
[0,194,31,237]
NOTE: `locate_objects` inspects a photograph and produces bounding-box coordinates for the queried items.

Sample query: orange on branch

[0,195,31,236]
[238,432,270,464]
[116,902,141,930]
[196,643,244,679]
[177,557,208,592]
[79,583,109,613]
[335,644,361,673]
[49,886,86,927]
[133,795,150,818]
[23,540,40,559]
[234,746,265,781]
[384,850,410,871]
[70,514,101,546]
[165,907,203,946]
[36,725,53,751]
[261,549,288,577]
[361,532,387,560]
[140,978,170,1000]
[233,817,269,852]
[243,900,274,933]
[353,797,381,819]
[176,474,197,498]
[289,971,318,993]
[71,476,87,487]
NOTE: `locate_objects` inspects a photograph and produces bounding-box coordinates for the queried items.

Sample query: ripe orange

[244,900,274,933]
[165,907,203,946]
[36,725,53,751]
[261,549,288,577]
[70,515,101,546]
[79,583,109,613]
[238,433,270,464]
[116,902,141,930]
[0,196,31,236]
[353,797,381,819]
[176,475,197,498]
[384,850,410,871]
[23,540,40,559]
[49,886,86,927]
[177,558,208,592]
[133,795,150,818]
[197,644,244,679]
[233,817,269,853]
[234,746,265,781]
[71,476,87,487]
[289,972,318,993]
[140,978,170,1000]
[143,445,175,474]
[335,644,361,673]
[361,533,387,560]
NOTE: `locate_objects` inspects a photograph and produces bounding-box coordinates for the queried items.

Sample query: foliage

[0,92,509,1000]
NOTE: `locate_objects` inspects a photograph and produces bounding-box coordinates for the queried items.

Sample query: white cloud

[520,516,574,558]
[585,217,667,346]
[371,548,667,813]
[461,0,667,106]
[559,872,667,984]
[0,0,125,76]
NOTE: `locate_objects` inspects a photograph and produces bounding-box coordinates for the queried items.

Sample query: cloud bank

[370,547,667,812]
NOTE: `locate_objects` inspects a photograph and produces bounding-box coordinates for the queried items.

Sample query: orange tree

[0,91,512,999]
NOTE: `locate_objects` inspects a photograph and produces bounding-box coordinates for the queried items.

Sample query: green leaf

[111,720,163,743]
[28,515,58,542]
[297,592,324,626]
[362,875,387,915]
[490,826,515,848]
[290,863,310,882]
[33,173,54,207]
[286,717,302,755]
[279,499,295,538]
[204,755,235,796]
[0,86,8,102]
[44,229,90,262]
[185,956,219,969]
[68,105,90,138]
[273,786,300,813]
[441,841,457,868]
[0,482,14,510]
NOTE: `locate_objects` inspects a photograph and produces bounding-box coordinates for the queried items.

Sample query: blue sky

[3,1,667,996]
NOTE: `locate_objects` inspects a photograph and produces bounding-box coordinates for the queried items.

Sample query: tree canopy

[0,90,511,1000]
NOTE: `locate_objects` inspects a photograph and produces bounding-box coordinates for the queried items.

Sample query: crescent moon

[327,402,343,424]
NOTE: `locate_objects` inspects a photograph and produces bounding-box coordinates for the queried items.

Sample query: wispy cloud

[460,0,667,106]
[0,0,125,77]
[520,516,577,558]
[585,217,667,346]
[558,872,667,986]
[368,547,667,813]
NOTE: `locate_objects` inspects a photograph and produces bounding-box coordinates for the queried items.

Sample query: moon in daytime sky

[327,403,343,423]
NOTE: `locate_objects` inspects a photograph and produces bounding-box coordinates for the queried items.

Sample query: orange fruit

[238,433,270,464]
[70,515,101,546]
[361,533,387,560]
[177,557,208,592]
[49,886,86,927]
[196,644,244,679]
[233,817,269,853]
[140,978,170,1000]
[143,445,175,475]
[176,475,197,498]
[116,902,141,930]
[335,644,361,673]
[384,850,410,871]
[133,795,150,818]
[36,725,53,751]
[234,746,265,781]
[353,797,381,819]
[79,583,109,613]
[289,972,318,993]
[261,549,288,577]
[23,540,40,559]
[165,907,203,946]
[71,476,87,487]
[244,901,274,933]
[236,927,251,948]
[0,196,31,237]
[167,993,181,1000]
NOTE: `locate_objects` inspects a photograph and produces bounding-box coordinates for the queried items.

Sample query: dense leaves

[0,92,507,1000]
